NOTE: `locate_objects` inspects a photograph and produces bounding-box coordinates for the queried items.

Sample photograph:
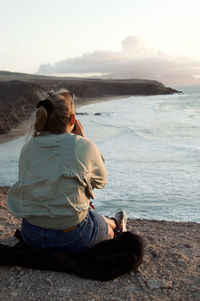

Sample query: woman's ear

[70,114,75,126]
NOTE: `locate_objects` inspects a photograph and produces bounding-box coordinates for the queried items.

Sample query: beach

[0,186,199,301]
[0,93,200,300]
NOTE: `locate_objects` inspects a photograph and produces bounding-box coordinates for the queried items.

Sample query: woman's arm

[74,119,107,189]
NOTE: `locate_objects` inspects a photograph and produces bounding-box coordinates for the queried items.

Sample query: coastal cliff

[0,80,44,134]
[0,71,180,134]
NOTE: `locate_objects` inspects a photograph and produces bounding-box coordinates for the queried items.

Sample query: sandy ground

[0,186,199,301]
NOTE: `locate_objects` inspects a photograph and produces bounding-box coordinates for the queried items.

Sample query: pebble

[11,291,18,297]
[147,278,172,290]
[45,278,53,286]
[58,287,68,293]
[18,282,24,288]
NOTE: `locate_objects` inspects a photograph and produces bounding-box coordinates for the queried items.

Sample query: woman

[7,90,127,255]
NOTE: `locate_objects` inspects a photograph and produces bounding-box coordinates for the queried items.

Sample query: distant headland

[0,71,180,135]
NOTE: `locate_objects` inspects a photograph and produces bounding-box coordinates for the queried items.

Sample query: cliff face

[0,71,180,134]
[0,80,44,134]
[0,71,179,97]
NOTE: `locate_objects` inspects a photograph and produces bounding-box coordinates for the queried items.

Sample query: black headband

[36,99,54,114]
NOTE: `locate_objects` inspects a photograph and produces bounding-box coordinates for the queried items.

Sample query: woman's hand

[72,119,85,137]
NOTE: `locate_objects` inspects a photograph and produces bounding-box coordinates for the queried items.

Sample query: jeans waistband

[62,212,88,233]
[62,225,78,232]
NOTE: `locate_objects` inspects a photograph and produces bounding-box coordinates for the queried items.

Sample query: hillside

[0,80,44,134]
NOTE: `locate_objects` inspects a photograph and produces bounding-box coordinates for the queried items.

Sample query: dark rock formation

[0,71,180,135]
[76,112,89,116]
[0,80,44,134]
[32,78,179,98]
[0,71,179,97]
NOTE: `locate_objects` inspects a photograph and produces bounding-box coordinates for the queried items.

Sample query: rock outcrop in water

[0,71,180,134]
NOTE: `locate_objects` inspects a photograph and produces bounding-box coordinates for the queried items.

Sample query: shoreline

[0,95,127,145]
[0,186,199,300]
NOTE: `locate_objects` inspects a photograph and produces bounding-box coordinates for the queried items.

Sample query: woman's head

[33,89,75,136]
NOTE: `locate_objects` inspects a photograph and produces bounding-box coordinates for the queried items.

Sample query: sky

[1,0,200,85]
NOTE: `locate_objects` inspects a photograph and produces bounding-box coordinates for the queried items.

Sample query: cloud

[37,35,200,85]
[122,35,150,56]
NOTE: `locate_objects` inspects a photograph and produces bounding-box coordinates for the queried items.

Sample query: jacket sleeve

[76,138,107,190]
[90,149,107,189]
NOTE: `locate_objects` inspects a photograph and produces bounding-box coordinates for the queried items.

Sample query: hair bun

[36,99,54,114]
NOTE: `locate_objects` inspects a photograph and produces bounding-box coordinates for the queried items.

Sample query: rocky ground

[0,186,199,300]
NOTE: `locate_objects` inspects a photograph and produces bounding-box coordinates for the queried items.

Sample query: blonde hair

[33,89,75,137]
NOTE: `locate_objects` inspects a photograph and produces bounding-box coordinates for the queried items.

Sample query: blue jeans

[21,211,108,255]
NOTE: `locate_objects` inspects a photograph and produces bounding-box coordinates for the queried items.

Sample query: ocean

[1,86,200,222]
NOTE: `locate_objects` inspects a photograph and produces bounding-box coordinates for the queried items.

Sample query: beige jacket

[7,132,107,229]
